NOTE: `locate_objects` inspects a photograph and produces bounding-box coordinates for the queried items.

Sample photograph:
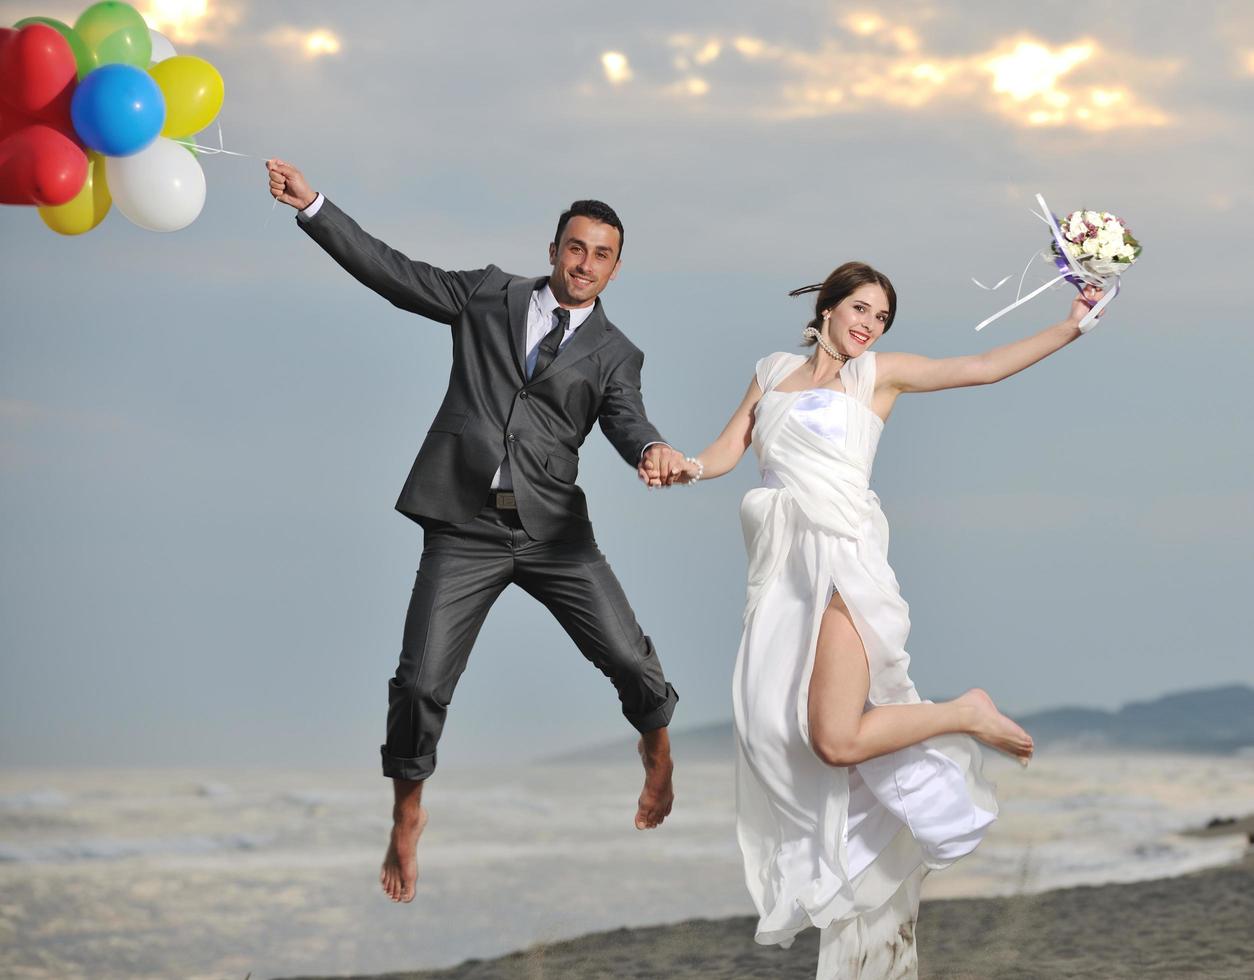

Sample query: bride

[661,263,1103,979]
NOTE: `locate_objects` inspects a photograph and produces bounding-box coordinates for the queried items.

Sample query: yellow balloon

[149,55,225,139]
[39,152,111,236]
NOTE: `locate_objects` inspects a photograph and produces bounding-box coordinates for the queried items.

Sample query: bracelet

[684,456,705,486]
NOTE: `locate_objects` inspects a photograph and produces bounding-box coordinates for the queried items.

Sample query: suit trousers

[380,500,679,780]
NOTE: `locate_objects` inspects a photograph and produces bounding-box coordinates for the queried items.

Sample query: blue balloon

[71,64,165,157]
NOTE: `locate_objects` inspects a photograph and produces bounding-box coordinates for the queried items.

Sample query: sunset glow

[601,51,633,85]
[140,0,212,43]
[653,22,1171,130]
[264,26,344,59]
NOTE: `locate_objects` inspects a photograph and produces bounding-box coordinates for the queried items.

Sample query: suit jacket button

[508,432,516,442]
[520,391,529,400]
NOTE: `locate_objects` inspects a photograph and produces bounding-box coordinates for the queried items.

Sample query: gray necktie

[530,307,570,378]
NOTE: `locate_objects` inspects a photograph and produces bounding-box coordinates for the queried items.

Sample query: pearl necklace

[802,326,850,364]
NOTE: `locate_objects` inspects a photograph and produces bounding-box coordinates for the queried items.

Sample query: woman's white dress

[733,350,998,980]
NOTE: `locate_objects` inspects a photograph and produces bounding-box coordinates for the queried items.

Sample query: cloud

[0,399,130,434]
[139,0,242,46]
[0,399,144,472]
[607,14,1175,131]
[138,2,339,60]
[263,26,343,59]
[600,51,632,85]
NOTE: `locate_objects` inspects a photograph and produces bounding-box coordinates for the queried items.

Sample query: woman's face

[824,283,890,357]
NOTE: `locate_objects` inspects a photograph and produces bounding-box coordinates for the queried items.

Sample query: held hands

[1068,284,1105,326]
[638,444,702,489]
[266,158,317,210]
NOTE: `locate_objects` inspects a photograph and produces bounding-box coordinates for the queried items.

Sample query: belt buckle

[494,491,517,510]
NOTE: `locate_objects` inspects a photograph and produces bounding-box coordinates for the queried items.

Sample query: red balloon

[0,123,87,206]
[0,24,78,132]
[0,100,37,140]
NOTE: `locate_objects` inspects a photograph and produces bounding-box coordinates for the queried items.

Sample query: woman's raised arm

[878,285,1103,395]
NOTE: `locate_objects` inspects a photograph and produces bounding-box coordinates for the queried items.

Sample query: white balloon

[107,138,206,233]
[148,30,177,65]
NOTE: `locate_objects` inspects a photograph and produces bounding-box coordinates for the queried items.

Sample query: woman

[665,263,1103,979]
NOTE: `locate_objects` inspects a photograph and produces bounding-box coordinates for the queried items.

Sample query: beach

[283,844,1254,980]
[2,757,1252,979]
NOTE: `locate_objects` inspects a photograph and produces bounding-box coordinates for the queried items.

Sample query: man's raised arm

[267,158,489,325]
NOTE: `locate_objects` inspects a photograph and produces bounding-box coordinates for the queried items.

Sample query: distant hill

[1016,685,1254,753]
[543,684,1254,764]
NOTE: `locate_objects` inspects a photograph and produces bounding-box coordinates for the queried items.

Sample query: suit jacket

[298,197,666,540]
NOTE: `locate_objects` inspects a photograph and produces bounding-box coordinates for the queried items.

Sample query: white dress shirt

[491,283,594,490]
[299,192,326,220]
[298,193,666,490]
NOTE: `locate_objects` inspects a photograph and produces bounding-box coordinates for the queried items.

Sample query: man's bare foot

[956,688,1034,766]
[379,804,428,902]
[635,730,674,829]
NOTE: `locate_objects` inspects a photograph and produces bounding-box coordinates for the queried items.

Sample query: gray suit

[298,198,679,780]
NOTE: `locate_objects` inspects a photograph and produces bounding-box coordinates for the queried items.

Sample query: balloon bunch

[0,1,225,235]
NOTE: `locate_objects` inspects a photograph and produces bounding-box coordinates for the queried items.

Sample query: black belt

[486,490,517,510]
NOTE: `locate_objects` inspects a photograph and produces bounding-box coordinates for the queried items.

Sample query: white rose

[1097,230,1124,257]
[1081,236,1100,255]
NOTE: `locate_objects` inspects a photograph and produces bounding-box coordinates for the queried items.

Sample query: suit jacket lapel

[529,300,614,384]
[506,276,543,382]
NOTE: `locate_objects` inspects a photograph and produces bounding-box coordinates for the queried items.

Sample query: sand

[281,830,1254,980]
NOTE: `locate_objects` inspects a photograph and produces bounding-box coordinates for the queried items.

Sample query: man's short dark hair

[553,200,624,258]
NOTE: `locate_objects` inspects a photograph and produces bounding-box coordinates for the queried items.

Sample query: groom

[267,159,685,903]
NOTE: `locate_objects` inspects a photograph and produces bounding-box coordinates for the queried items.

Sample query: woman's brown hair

[789,261,897,341]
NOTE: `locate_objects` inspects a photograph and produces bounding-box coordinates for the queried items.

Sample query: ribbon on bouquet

[974,193,1122,334]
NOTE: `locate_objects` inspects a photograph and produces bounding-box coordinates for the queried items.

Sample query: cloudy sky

[2,0,1251,771]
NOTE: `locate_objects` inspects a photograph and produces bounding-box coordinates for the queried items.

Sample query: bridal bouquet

[1054,209,1142,280]
[975,194,1141,333]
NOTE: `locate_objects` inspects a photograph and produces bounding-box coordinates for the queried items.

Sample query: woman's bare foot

[956,688,1034,766]
[636,731,675,829]
[380,804,428,902]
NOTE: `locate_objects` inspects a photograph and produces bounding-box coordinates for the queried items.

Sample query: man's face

[548,216,621,308]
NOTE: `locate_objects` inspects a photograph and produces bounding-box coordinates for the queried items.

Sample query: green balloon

[13,16,94,79]
[73,1,152,70]
[175,134,199,157]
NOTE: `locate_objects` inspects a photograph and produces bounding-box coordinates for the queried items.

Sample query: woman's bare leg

[807,592,1034,766]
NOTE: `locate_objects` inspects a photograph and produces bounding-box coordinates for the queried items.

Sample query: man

[266,159,686,903]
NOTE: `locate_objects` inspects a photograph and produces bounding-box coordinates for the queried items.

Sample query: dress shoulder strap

[839,350,877,407]
[754,351,805,393]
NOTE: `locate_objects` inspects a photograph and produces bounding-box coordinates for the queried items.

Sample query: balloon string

[184,119,251,157]
[175,119,285,229]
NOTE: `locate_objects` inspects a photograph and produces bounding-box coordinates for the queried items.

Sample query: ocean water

[1,752,1251,980]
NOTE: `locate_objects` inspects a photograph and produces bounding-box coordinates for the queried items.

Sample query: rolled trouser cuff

[381,745,436,781]
[626,682,678,733]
